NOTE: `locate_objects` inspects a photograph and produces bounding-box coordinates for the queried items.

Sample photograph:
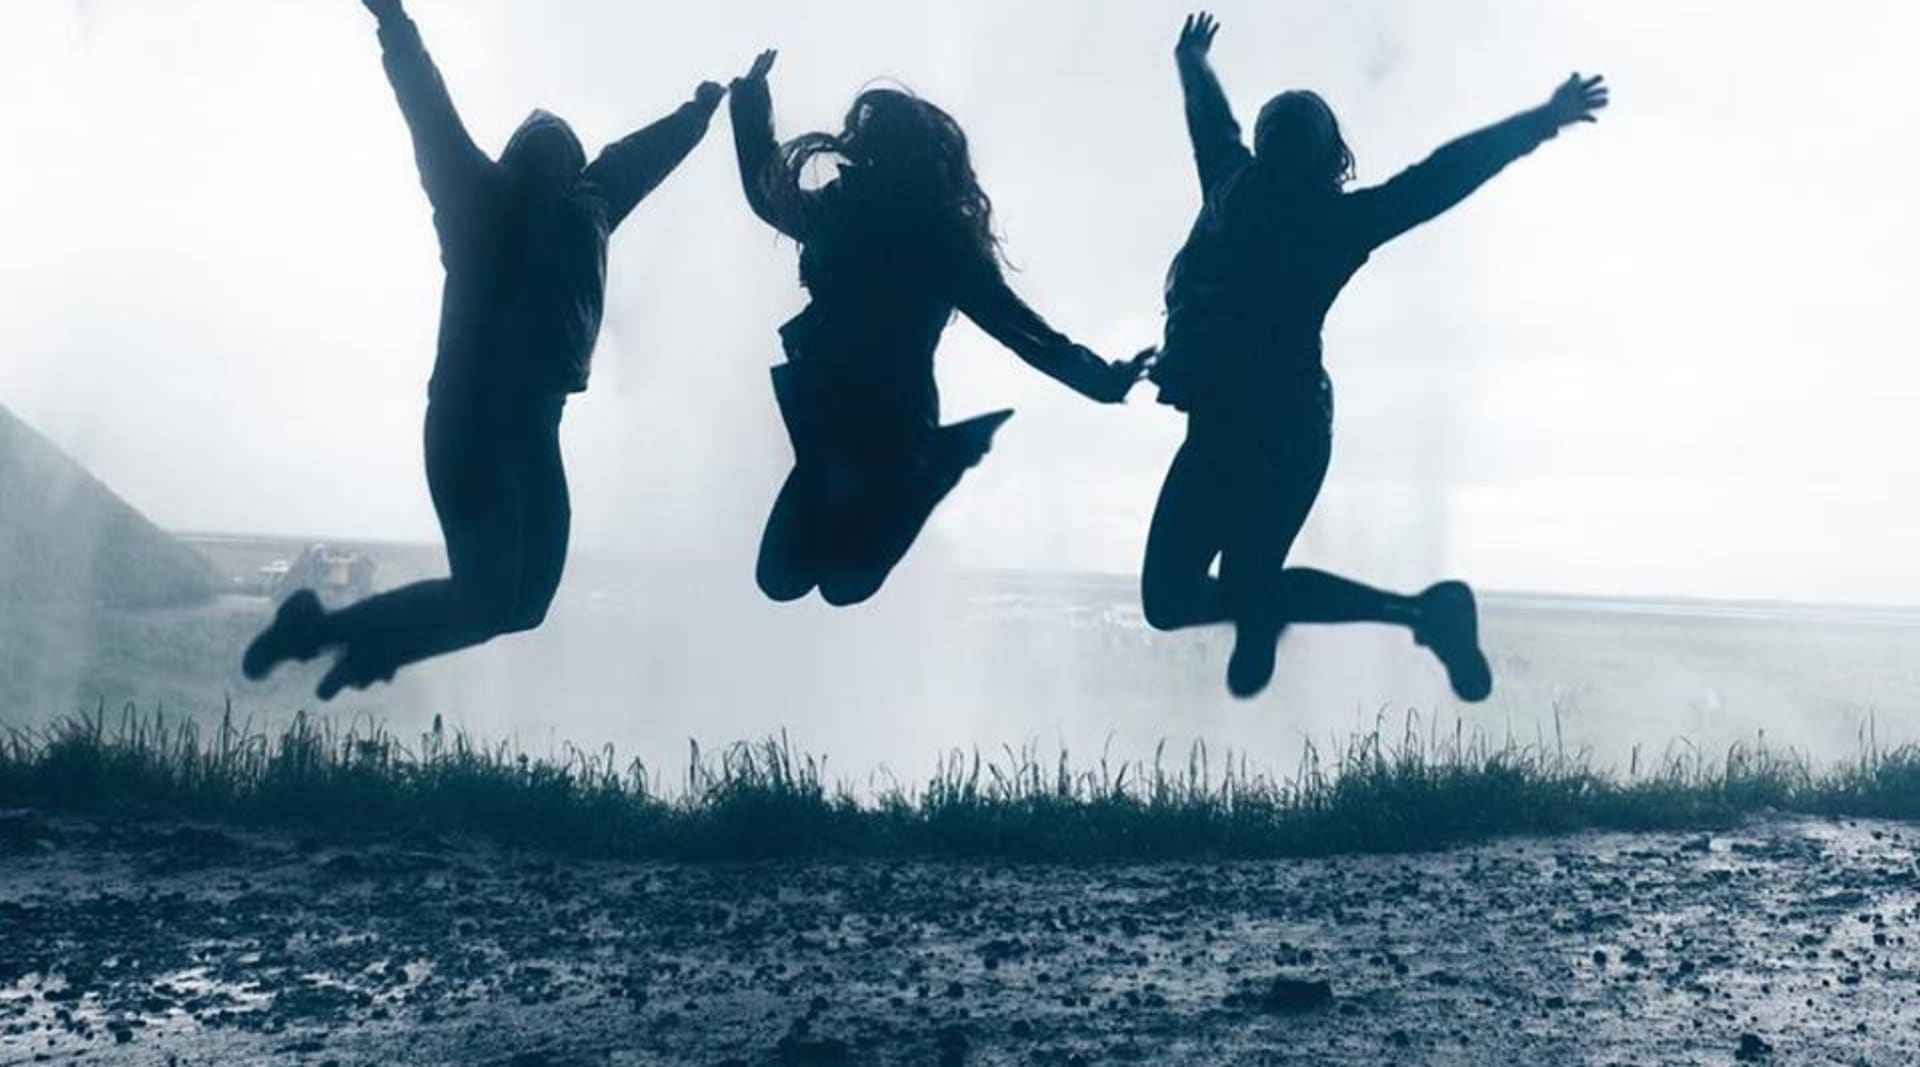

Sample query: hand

[693,81,727,113]
[1090,348,1157,404]
[1544,73,1608,128]
[1176,12,1220,59]
[736,49,777,87]
[361,0,404,23]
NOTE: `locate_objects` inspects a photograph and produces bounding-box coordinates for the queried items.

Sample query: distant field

[7,532,1920,778]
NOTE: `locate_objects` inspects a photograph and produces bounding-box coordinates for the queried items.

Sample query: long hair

[764,87,1001,262]
[1253,90,1356,193]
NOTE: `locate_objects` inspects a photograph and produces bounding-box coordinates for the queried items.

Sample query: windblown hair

[1253,90,1356,193]
[765,87,1001,262]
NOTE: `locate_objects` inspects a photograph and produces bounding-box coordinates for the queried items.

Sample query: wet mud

[3,811,1916,1065]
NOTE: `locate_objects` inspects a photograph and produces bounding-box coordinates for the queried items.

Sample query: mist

[4,1,1920,778]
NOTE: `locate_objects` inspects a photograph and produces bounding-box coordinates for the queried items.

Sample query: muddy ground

[2,812,1918,1065]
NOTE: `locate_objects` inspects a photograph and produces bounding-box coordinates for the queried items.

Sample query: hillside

[0,402,216,609]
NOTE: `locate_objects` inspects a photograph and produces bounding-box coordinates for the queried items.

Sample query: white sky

[4,0,1919,604]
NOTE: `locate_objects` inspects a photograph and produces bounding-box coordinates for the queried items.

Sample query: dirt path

[2,811,1916,1065]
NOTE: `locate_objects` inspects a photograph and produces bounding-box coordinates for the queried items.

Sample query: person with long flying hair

[728,50,1151,607]
[1143,12,1608,698]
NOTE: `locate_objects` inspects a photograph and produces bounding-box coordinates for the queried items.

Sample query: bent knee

[1141,583,1196,632]
[757,560,816,603]
[453,580,547,638]
[499,589,558,635]
[1142,602,1182,633]
[819,575,883,608]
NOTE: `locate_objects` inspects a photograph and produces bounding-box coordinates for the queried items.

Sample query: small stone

[1258,978,1333,1012]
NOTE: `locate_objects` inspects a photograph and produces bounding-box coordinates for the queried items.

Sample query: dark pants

[319,392,570,685]
[755,449,970,608]
[1141,377,1416,642]
[756,362,1003,606]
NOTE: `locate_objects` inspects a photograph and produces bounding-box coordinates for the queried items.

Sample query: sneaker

[315,655,356,702]
[241,589,325,681]
[315,652,393,703]
[1413,581,1493,702]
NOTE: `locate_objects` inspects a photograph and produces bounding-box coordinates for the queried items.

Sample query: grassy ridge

[6,704,1920,860]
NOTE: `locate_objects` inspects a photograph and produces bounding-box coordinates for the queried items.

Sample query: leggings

[318,392,570,685]
[1140,372,1423,640]
[1141,414,1333,635]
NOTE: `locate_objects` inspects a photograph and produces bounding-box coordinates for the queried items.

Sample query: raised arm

[727,50,815,240]
[951,252,1146,405]
[1356,73,1609,248]
[362,0,489,212]
[1175,13,1252,197]
[584,82,725,229]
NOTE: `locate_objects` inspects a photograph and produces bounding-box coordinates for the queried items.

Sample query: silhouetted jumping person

[1142,13,1608,699]
[243,0,725,699]
[728,50,1150,606]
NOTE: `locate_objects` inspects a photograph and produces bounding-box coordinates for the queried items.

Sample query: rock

[777,1036,851,1065]
[1232,977,1333,1012]
[1735,1033,1773,1061]
[937,1024,969,1066]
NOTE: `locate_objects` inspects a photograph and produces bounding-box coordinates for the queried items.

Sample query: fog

[3,1,1919,774]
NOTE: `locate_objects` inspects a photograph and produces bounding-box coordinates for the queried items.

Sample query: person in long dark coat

[244,0,725,699]
[729,50,1150,607]
[1142,12,1608,698]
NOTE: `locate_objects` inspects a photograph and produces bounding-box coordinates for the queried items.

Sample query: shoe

[1413,581,1493,702]
[242,589,325,681]
[1226,622,1280,699]
[316,653,391,703]
[315,656,356,702]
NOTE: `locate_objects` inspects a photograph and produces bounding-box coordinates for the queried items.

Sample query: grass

[6,702,1920,861]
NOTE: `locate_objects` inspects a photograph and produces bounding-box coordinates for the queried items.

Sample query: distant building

[273,544,377,606]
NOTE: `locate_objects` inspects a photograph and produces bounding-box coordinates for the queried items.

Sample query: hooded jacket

[376,14,714,399]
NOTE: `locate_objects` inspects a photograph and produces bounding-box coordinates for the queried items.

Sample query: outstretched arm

[952,254,1147,405]
[585,82,726,229]
[1358,73,1609,248]
[362,0,489,212]
[1175,12,1252,196]
[728,49,815,240]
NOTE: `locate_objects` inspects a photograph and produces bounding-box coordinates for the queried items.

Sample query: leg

[1140,437,1233,631]
[311,400,531,698]
[1216,429,1338,697]
[757,467,822,602]
[814,461,911,608]
[815,413,1009,608]
[501,408,571,634]
[1221,431,1489,701]
[816,465,946,608]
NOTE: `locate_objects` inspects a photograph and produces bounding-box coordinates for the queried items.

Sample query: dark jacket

[729,77,1113,450]
[1155,52,1560,416]
[377,15,714,399]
